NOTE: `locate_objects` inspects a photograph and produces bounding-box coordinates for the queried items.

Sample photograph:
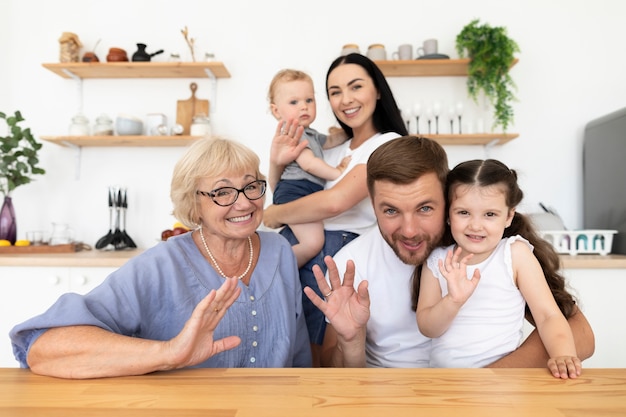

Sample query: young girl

[416,159,582,379]
[267,69,350,267]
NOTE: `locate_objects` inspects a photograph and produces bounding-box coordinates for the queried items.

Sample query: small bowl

[107,47,129,62]
[115,115,143,136]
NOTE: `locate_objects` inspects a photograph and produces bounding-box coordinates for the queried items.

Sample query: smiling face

[326,63,379,139]
[373,172,446,266]
[270,79,317,128]
[196,171,265,242]
[448,184,515,264]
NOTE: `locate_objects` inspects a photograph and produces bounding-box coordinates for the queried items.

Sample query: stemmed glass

[425,106,433,135]
[412,102,422,134]
[448,104,455,134]
[433,101,441,134]
[455,101,464,134]
[401,107,412,133]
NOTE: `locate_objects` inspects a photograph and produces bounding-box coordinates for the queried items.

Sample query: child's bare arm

[297,148,345,181]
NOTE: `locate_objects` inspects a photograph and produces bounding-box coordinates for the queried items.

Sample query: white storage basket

[539,230,618,256]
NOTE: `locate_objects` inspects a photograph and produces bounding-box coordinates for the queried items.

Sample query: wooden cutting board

[0,243,89,254]
[176,82,209,135]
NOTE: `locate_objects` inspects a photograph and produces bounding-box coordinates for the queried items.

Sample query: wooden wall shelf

[376,58,518,77]
[42,62,231,79]
[40,135,201,147]
[425,133,519,146]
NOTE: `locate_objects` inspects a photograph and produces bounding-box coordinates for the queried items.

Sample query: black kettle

[131,43,164,62]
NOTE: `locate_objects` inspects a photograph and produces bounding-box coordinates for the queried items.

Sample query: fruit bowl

[161,223,192,241]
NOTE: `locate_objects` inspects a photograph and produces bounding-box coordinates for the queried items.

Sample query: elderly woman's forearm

[27,326,170,379]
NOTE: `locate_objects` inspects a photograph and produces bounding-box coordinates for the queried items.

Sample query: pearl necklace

[199,227,253,280]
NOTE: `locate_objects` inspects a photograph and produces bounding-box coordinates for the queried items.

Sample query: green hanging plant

[456,19,520,132]
[0,111,46,196]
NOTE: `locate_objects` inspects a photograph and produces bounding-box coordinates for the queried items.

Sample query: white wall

[2,0,625,249]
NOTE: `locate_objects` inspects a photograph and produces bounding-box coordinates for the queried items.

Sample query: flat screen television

[583,107,626,255]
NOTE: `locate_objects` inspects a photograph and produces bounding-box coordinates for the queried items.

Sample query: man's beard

[382,229,443,266]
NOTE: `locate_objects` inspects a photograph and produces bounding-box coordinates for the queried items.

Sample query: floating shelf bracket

[60,68,79,80]
[204,68,218,113]
[483,138,500,158]
[60,141,83,180]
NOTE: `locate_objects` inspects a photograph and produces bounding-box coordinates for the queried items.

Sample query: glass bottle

[68,113,90,136]
[190,114,211,136]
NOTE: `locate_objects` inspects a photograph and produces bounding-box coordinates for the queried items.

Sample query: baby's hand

[336,156,352,172]
[547,356,582,379]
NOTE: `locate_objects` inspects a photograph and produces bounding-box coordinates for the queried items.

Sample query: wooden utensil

[176,82,209,135]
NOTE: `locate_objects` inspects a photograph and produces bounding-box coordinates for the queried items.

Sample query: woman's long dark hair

[325,53,408,138]
[412,159,576,324]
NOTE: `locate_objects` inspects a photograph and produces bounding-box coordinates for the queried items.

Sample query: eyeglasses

[196,179,267,207]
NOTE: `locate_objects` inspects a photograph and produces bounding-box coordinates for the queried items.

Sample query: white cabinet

[521,267,626,368]
[563,268,626,368]
[0,266,115,367]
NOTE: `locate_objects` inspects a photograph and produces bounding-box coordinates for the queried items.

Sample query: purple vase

[0,196,17,244]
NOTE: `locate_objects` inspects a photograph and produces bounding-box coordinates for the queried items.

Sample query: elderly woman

[10,137,312,378]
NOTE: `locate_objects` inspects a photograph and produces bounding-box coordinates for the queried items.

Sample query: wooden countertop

[0,249,141,267]
[559,254,626,269]
[1,367,624,416]
[1,249,625,269]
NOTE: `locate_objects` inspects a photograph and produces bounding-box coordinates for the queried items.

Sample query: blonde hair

[267,69,314,107]
[170,137,264,228]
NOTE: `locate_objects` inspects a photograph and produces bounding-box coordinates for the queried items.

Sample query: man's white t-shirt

[330,227,432,367]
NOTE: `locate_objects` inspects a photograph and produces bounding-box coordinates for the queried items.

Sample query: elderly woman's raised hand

[304,256,370,342]
[164,276,242,369]
[270,119,307,167]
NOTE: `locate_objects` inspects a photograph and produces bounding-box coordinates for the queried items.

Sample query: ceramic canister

[341,43,360,56]
[366,44,387,61]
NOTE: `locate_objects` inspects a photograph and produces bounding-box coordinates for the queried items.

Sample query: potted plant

[456,19,520,132]
[0,111,46,244]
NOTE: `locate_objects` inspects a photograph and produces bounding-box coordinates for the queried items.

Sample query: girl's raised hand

[438,246,481,305]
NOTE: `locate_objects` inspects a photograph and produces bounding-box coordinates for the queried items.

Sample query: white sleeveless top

[426,236,529,368]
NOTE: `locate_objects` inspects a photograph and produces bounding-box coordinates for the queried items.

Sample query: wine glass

[433,101,441,134]
[425,106,433,135]
[401,107,412,132]
[455,101,464,134]
[448,104,455,134]
[412,102,422,134]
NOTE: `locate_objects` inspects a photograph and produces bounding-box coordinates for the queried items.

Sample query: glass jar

[68,113,90,136]
[93,113,114,136]
[190,114,212,136]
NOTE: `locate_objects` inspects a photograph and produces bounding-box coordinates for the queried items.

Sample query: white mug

[392,44,413,60]
[417,39,438,57]
[366,44,387,61]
